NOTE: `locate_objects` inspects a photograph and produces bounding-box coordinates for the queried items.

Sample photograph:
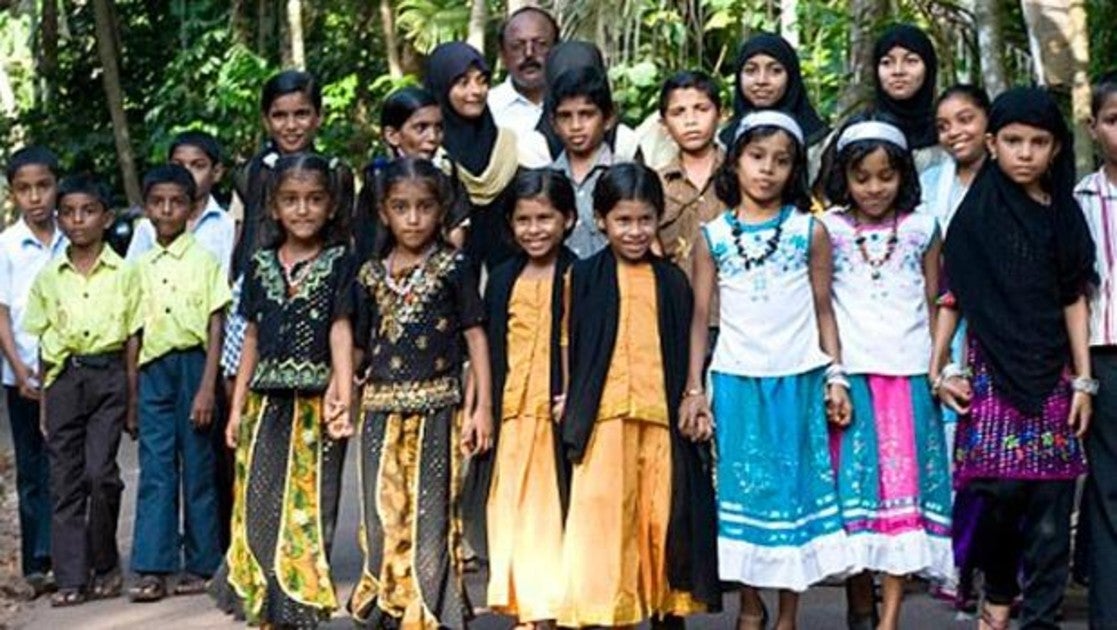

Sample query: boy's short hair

[547,66,614,119]
[168,130,222,165]
[6,146,60,184]
[57,174,112,211]
[142,164,197,201]
[658,70,721,116]
[1092,70,1117,117]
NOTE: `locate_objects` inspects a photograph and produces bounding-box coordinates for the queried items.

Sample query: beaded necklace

[729,207,785,270]
[384,245,436,296]
[852,211,899,280]
[278,247,322,296]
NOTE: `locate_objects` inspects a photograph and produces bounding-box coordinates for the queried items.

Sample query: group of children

[2,15,1117,630]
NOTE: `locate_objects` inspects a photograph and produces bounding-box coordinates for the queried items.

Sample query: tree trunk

[39,0,58,106]
[974,0,1008,97]
[467,0,487,54]
[91,0,142,207]
[506,0,529,14]
[229,0,251,46]
[257,0,276,60]
[286,0,305,69]
[380,0,403,78]
[1067,0,1092,176]
[780,0,798,49]
[837,0,886,118]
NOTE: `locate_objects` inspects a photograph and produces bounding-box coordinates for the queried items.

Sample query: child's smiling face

[265,91,321,155]
[510,196,572,262]
[599,199,657,263]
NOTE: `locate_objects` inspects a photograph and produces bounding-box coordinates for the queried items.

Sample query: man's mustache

[519,60,542,72]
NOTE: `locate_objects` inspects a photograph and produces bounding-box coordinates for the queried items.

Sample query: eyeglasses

[506,38,552,56]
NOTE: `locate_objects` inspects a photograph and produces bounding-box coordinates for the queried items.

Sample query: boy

[126,131,235,275]
[0,146,66,596]
[129,164,230,602]
[24,174,140,606]
[548,65,622,258]
[1074,70,1117,628]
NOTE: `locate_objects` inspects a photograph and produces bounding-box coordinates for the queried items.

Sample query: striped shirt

[1075,169,1117,347]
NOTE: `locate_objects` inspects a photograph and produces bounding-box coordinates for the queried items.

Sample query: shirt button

[164,307,171,314]
[83,293,89,299]
[83,331,89,337]
[162,278,168,284]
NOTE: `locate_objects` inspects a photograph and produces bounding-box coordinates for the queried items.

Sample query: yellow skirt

[486,414,564,621]
[558,418,704,627]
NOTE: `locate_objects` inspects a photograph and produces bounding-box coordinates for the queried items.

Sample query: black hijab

[424,42,498,176]
[944,87,1097,413]
[872,24,938,150]
[535,40,618,158]
[721,32,828,146]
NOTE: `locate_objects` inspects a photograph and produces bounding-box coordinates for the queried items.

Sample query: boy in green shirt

[128,164,230,602]
[25,174,141,606]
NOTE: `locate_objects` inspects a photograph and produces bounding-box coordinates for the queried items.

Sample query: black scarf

[872,24,938,150]
[534,40,620,159]
[563,247,720,609]
[425,42,499,176]
[460,249,575,559]
[719,32,829,148]
[944,87,1097,413]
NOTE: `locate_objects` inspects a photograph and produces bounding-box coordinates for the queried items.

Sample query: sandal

[173,573,209,596]
[129,574,167,603]
[50,588,86,608]
[90,568,123,600]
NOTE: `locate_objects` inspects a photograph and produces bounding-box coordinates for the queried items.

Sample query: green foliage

[396,0,471,53]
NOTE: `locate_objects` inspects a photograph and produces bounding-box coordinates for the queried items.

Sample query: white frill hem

[718,531,856,592]
[847,530,954,580]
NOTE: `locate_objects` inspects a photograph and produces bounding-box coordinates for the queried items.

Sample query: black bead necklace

[852,212,899,280]
[730,208,784,270]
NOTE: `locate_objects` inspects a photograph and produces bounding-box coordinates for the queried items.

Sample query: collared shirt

[0,218,67,385]
[23,245,139,386]
[657,149,727,273]
[555,145,614,258]
[488,77,544,139]
[136,232,231,365]
[126,196,235,276]
[1076,169,1117,346]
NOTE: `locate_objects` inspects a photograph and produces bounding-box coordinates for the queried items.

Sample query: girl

[559,163,719,628]
[213,153,355,627]
[349,157,493,628]
[718,33,829,151]
[354,87,467,262]
[464,168,577,627]
[425,42,521,270]
[934,87,1095,630]
[921,83,991,612]
[685,111,852,629]
[820,115,952,630]
[872,24,944,172]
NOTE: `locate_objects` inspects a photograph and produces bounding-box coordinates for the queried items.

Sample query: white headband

[836,121,908,152]
[735,110,804,146]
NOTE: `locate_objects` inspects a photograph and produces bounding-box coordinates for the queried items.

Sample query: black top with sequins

[241,245,355,393]
[355,245,485,412]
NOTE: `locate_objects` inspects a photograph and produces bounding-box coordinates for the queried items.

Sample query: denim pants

[6,387,51,576]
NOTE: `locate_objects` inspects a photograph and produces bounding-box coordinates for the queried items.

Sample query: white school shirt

[488,77,544,139]
[0,219,67,386]
[822,209,938,375]
[1075,169,1117,347]
[703,207,831,377]
[125,195,235,276]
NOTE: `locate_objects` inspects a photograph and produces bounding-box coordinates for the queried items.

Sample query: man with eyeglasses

[488,6,560,138]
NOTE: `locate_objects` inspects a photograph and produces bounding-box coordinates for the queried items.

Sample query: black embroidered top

[241,245,355,393]
[355,245,485,412]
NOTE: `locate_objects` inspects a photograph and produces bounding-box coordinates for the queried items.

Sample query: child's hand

[937,376,973,415]
[691,406,715,442]
[1068,391,1092,438]
[15,364,40,401]
[325,416,354,440]
[679,393,712,441]
[551,394,566,423]
[125,402,138,441]
[225,410,241,449]
[190,387,216,430]
[825,383,852,426]
[461,407,494,456]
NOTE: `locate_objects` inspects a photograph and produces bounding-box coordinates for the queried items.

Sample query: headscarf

[424,42,498,175]
[943,87,1097,413]
[535,40,618,158]
[872,24,938,150]
[722,33,828,146]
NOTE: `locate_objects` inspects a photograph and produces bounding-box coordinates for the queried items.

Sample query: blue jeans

[131,349,221,577]
[6,387,51,576]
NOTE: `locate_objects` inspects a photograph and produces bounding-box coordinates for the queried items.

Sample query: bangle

[683,388,704,399]
[826,374,850,390]
[1072,376,1099,396]
[933,363,971,391]
[825,362,845,379]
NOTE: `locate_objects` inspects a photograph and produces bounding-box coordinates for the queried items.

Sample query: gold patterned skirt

[349,405,469,629]
[210,391,345,627]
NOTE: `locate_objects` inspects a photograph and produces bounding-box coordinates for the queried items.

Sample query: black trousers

[44,355,126,589]
[970,477,1075,630]
[1087,350,1117,628]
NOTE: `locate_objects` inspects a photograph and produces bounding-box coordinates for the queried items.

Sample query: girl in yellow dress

[464,168,577,628]
[558,163,720,628]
